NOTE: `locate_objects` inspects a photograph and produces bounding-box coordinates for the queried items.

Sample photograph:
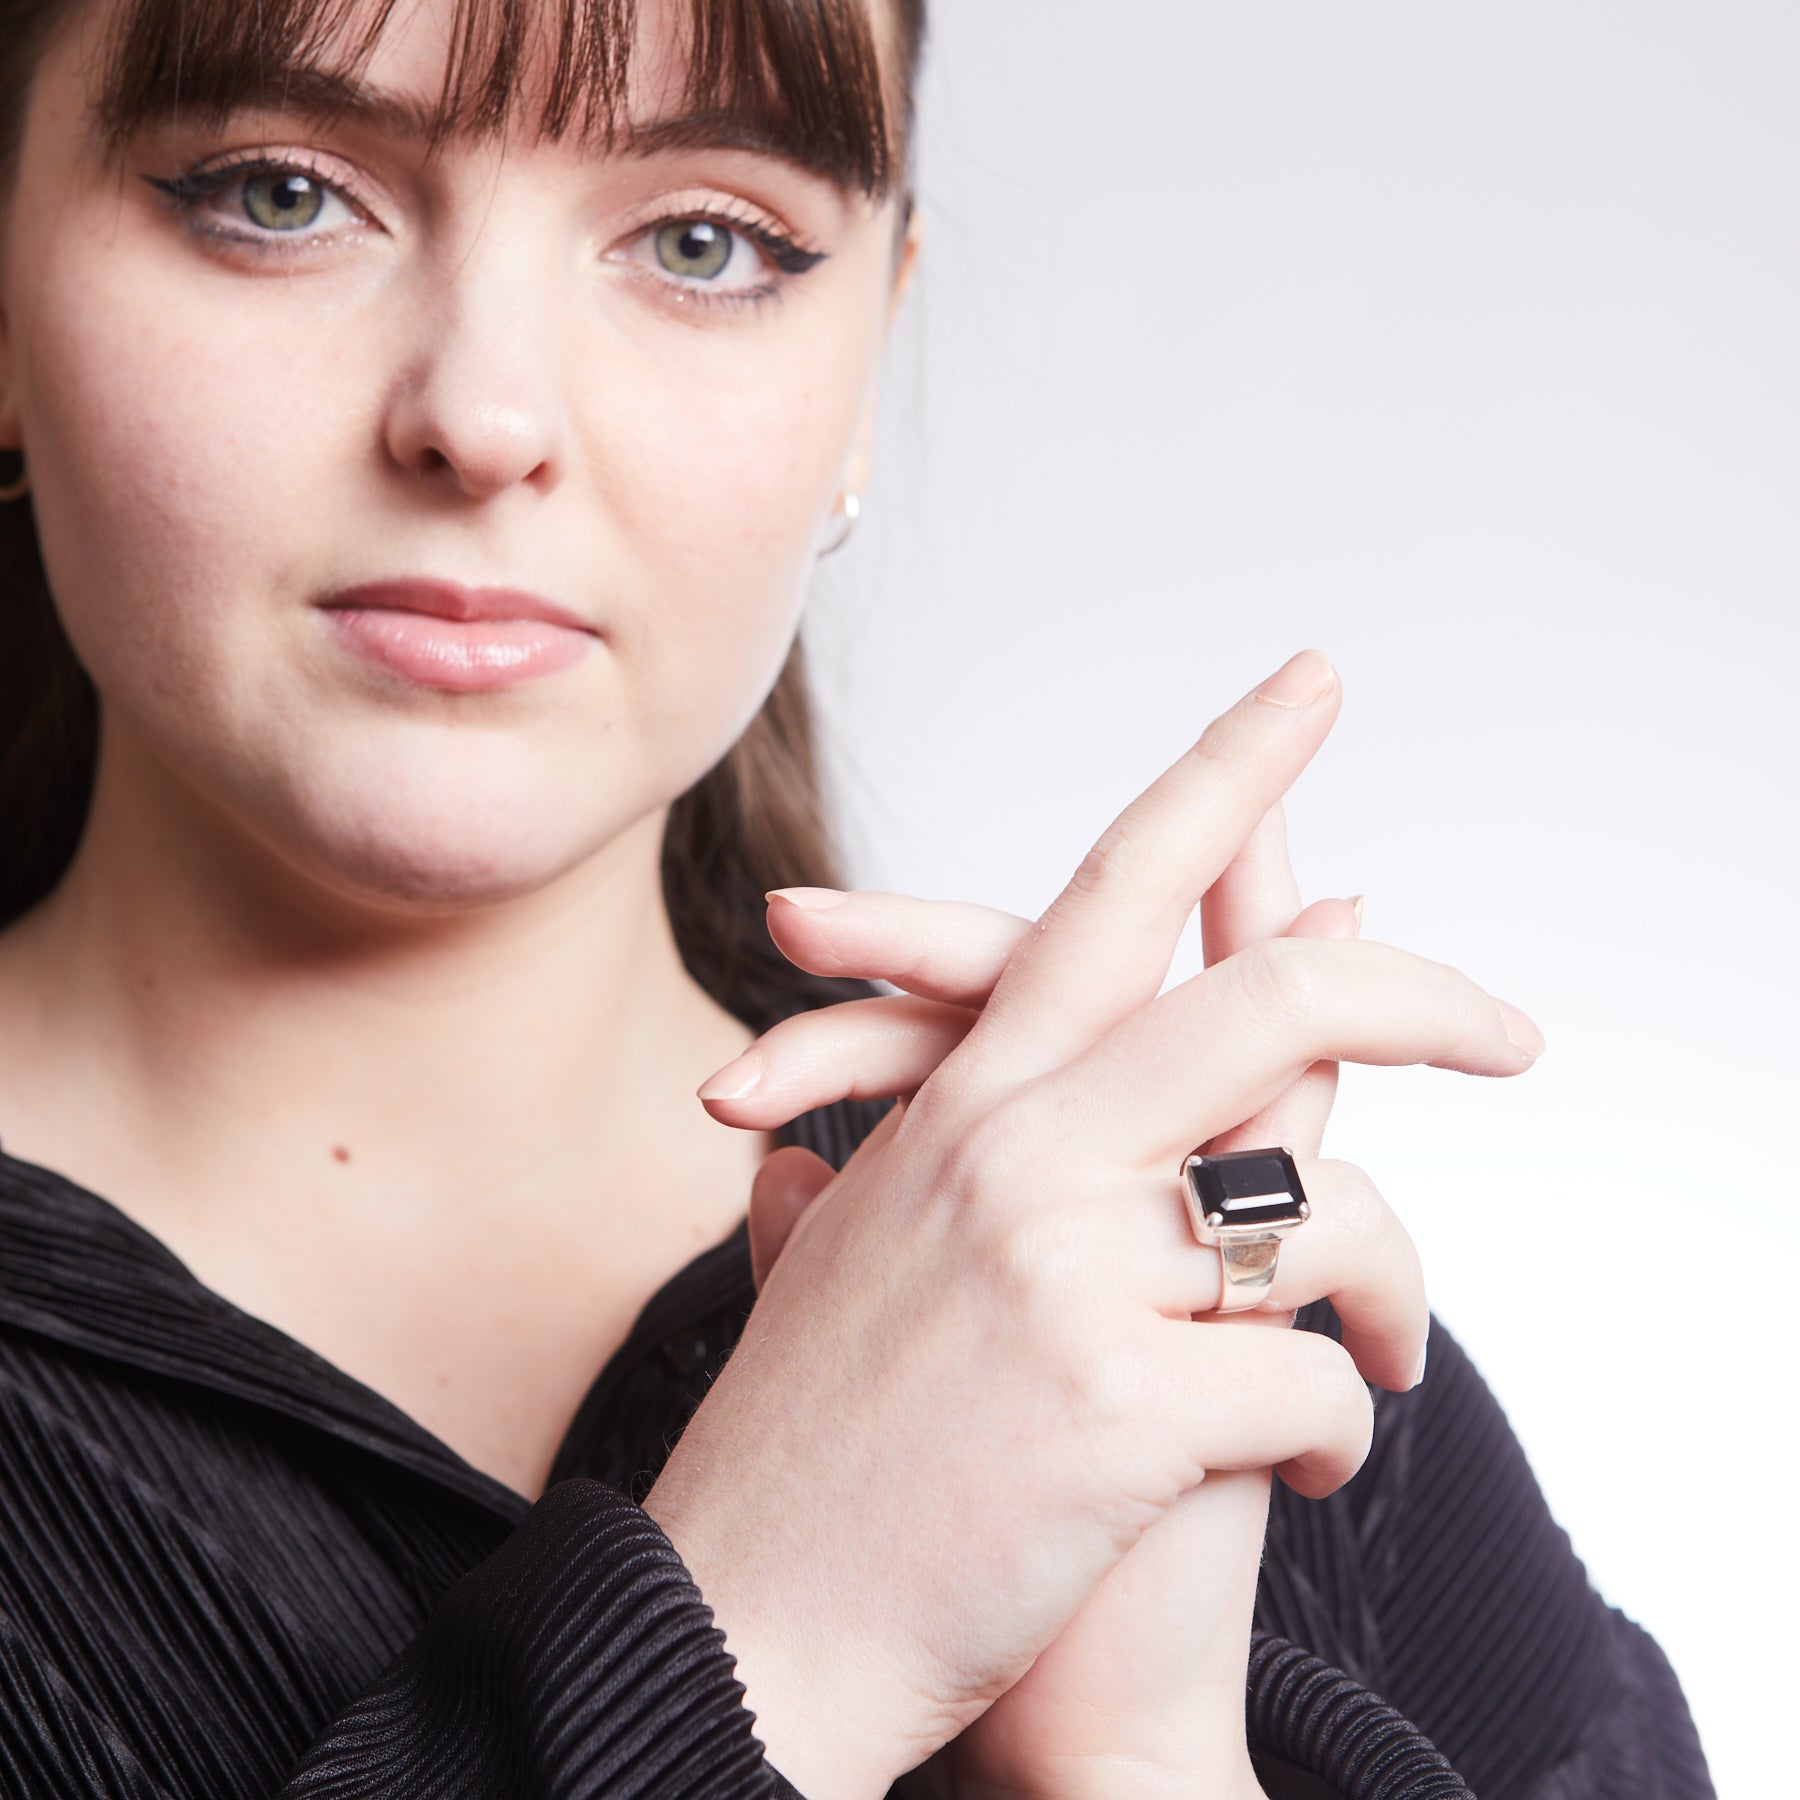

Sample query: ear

[888,202,924,320]
[842,206,925,498]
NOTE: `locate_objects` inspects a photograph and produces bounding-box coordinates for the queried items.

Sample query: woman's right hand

[643,650,1542,1800]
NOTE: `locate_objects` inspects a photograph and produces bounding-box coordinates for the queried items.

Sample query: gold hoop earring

[818,487,860,558]
[0,451,28,504]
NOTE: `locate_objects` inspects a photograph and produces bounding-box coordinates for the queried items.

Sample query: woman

[0,0,1712,1795]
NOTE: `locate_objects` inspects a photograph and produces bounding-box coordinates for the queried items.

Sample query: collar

[0,1097,877,1529]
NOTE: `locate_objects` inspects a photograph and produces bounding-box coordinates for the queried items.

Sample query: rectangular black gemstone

[1182,1146,1306,1231]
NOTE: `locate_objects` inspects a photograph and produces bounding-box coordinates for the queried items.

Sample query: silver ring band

[1179,1146,1312,1314]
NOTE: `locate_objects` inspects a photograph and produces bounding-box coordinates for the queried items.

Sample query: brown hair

[0,0,925,1032]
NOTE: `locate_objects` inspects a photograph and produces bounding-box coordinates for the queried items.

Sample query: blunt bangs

[87,0,922,197]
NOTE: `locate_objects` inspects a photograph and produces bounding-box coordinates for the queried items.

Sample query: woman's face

[0,0,911,910]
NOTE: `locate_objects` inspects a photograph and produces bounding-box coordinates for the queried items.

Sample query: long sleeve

[0,1120,1713,1800]
[1253,1310,1714,1799]
[0,1475,791,1799]
[280,1479,780,1797]
[0,1144,825,1800]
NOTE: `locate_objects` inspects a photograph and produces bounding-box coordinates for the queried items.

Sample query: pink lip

[320,579,599,692]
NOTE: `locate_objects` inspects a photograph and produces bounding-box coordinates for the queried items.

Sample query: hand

[649,650,1541,1800]
[724,834,1390,1798]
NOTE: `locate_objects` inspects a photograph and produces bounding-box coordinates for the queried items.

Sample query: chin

[313,821,591,914]
[248,731,675,917]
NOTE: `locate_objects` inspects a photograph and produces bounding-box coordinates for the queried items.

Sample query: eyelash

[141,153,827,311]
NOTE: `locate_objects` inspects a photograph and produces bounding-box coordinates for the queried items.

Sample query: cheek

[590,309,873,749]
[17,230,321,723]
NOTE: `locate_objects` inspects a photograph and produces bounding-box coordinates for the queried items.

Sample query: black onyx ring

[1179,1146,1312,1312]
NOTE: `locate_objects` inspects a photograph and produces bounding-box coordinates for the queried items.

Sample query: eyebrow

[246,67,445,142]
[135,65,859,187]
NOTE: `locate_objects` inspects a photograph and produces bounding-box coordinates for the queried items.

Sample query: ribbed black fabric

[1249,1306,1713,1799]
[0,1089,1712,1800]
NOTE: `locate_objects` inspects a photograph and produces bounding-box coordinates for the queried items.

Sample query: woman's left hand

[704,806,1409,1799]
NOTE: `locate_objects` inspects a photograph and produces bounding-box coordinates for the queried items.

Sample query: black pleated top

[0,1094,1713,1799]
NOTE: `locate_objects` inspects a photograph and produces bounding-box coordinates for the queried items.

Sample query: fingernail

[1411,1340,1429,1388]
[1494,1000,1545,1063]
[1253,649,1338,709]
[767,887,849,911]
[698,1049,765,1101]
[1348,895,1365,937]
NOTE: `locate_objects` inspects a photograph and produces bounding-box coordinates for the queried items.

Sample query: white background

[807,5,1798,1793]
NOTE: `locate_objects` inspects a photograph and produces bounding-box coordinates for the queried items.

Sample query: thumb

[748,1145,836,1290]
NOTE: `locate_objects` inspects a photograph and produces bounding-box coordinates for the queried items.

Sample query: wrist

[642,1462,926,1800]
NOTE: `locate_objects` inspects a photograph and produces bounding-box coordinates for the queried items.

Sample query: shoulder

[1262,1310,1676,1797]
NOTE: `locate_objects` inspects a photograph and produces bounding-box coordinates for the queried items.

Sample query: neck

[0,735,762,1233]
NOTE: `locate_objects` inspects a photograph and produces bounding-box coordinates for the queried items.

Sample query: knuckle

[893,938,944,992]
[1426,953,1500,1042]
[980,1216,1140,1430]
[901,1041,990,1130]
[891,1071,954,1145]
[1034,1318,1149,1444]
[1187,710,1254,771]
[1296,1331,1374,1431]
[1065,1341,1151,1437]
[1223,1341,1300,1422]
[1235,934,1323,1023]
[1314,1158,1383,1237]
[1064,820,1142,902]
[984,1197,1083,1301]
[934,1094,1045,1210]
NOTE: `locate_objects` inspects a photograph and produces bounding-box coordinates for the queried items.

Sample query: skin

[0,0,916,1502]
[0,3,1545,1796]
[648,651,1543,1797]
[738,831,1367,1800]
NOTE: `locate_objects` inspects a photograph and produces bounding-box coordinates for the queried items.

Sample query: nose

[381,228,570,502]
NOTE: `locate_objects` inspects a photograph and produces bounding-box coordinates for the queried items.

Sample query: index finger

[955,649,1342,1089]
[1199,800,1304,969]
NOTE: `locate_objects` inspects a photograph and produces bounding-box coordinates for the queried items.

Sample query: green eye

[242,171,326,233]
[654,220,734,281]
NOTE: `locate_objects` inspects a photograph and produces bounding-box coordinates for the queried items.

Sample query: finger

[1158,1320,1373,1499]
[1283,895,1360,940]
[1297,1158,1428,1390]
[1112,1158,1427,1394]
[1048,936,1544,1166]
[959,649,1342,1086]
[698,994,977,1128]
[750,1098,910,1298]
[1199,800,1304,968]
[1203,1061,1342,1164]
[1203,894,1359,1160]
[748,1146,837,1290]
[763,889,1032,1008]
[1197,796,1334,1161]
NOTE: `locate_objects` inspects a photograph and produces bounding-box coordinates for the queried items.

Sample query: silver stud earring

[0,450,28,504]
[817,487,861,558]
